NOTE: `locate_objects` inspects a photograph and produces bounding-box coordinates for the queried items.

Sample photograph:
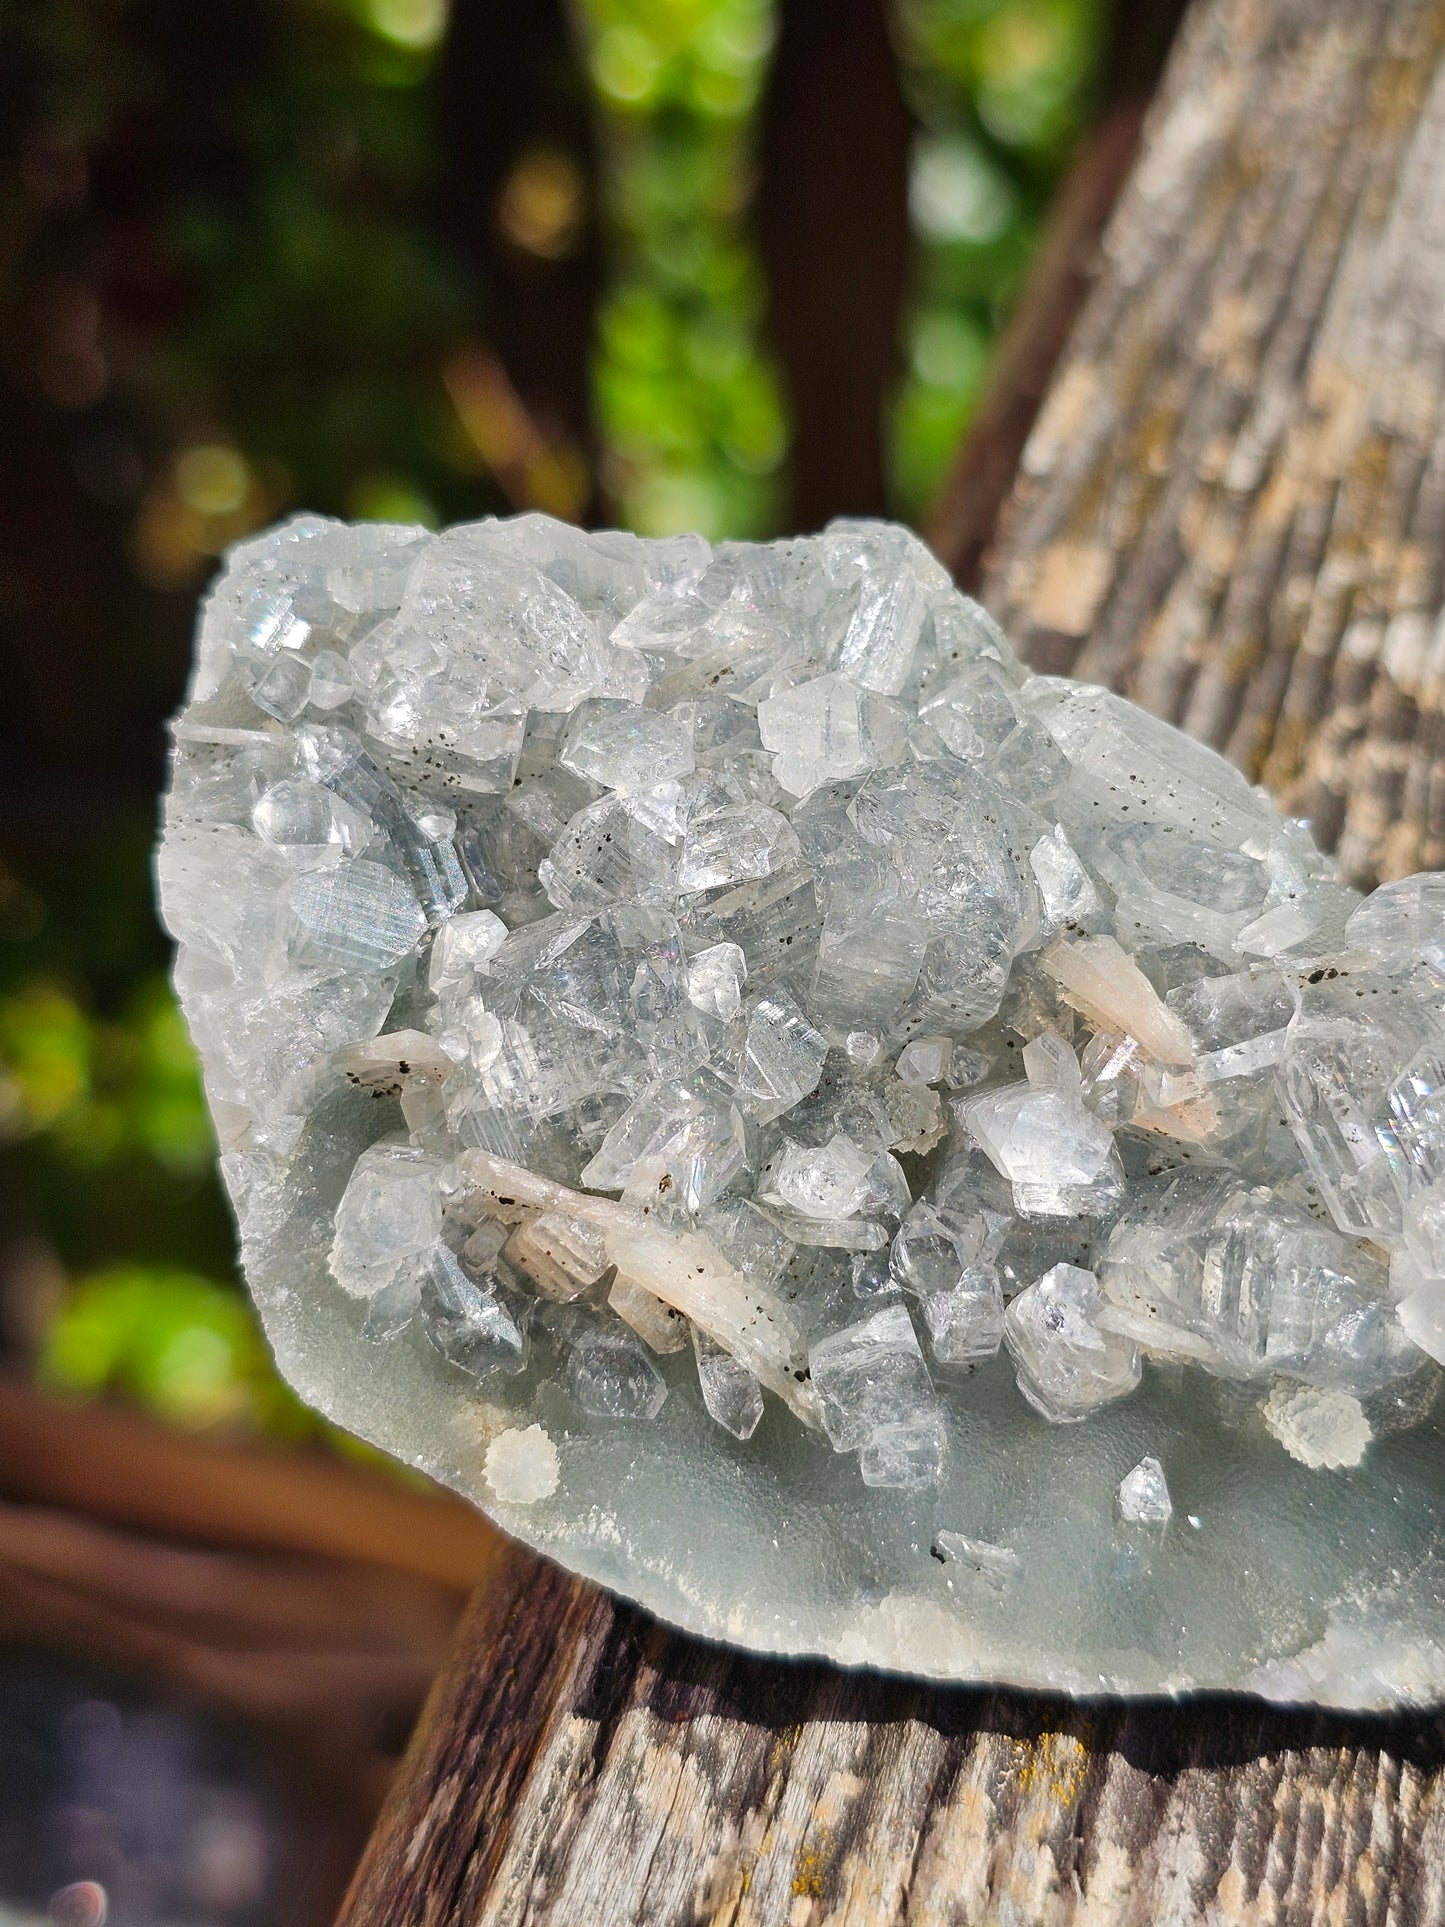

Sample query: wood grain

[985,0,1445,888]
[0,1374,496,1808]
[924,101,1151,595]
[0,1370,499,1588]
[340,1545,1445,1926]
[924,0,1190,589]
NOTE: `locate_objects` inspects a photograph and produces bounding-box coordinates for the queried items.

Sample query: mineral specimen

[1117,1456,1173,1525]
[159,511,1445,1705]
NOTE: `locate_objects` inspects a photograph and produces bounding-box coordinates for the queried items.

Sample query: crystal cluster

[158,512,1445,1704]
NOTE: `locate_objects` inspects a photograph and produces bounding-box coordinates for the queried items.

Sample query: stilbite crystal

[159,511,1445,1706]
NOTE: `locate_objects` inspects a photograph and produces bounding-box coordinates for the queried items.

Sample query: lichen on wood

[987,0,1445,889]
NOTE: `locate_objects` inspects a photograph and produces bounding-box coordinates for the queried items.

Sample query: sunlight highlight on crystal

[158,511,1445,1706]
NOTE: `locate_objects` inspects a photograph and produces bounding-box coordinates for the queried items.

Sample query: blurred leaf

[576,0,785,536]
[0,985,89,1139]
[38,1264,312,1435]
[0,972,212,1175]
[889,0,1107,517]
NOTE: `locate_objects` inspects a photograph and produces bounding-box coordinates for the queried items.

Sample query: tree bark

[341,1,1445,1919]
[439,0,603,519]
[924,0,1190,589]
[757,0,913,530]
[922,101,1147,593]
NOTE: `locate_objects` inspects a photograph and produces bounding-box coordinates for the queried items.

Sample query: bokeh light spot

[909,137,1017,245]
[49,1881,107,1927]
[498,148,585,259]
[347,475,438,526]
[911,309,989,390]
[174,444,250,516]
[592,24,662,105]
[361,0,449,50]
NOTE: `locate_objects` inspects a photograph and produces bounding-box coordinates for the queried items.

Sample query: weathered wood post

[340,0,1445,1917]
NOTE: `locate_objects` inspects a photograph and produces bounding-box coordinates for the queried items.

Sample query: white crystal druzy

[158,512,1445,1706]
[1262,1382,1372,1470]
[485,1424,560,1504]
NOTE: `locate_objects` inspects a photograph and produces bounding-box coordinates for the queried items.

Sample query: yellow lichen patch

[791,1834,828,1899]
[1012,1728,1091,1808]
[1199,290,1269,379]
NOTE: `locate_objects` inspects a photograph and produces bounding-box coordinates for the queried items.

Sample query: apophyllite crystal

[158,512,1445,1705]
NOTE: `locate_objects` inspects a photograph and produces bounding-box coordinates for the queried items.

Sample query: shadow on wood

[341,1544,1445,1925]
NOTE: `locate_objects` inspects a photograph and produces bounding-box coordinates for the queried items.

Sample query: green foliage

[0,825,248,1418]
[38,1263,312,1434]
[903,0,1105,159]
[36,1255,412,1474]
[889,0,1108,516]
[0,974,212,1176]
[576,0,786,537]
[151,0,477,539]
